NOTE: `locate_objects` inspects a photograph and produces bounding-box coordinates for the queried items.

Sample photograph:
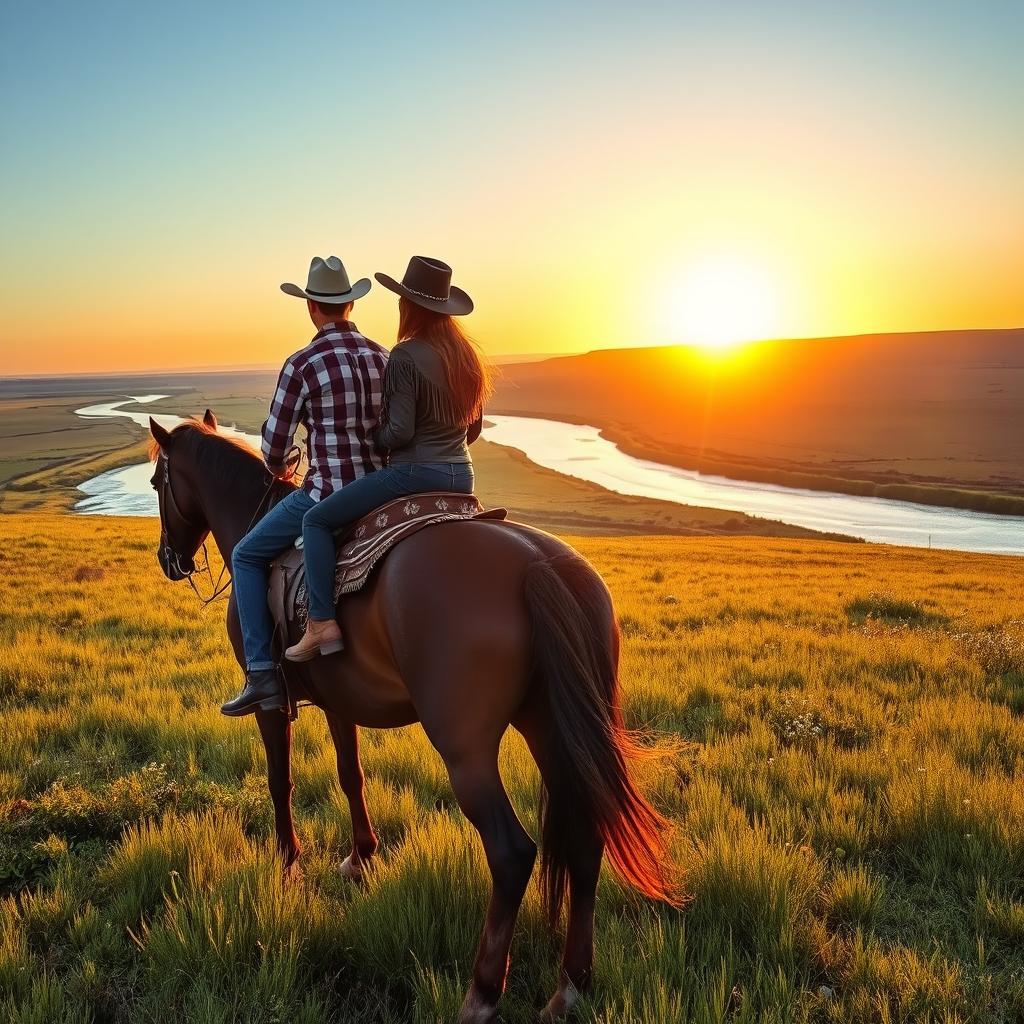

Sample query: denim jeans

[302,462,474,620]
[232,489,316,670]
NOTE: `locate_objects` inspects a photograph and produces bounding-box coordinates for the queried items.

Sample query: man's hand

[275,445,303,482]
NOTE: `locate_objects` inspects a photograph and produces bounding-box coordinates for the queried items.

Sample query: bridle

[155,443,301,606]
[156,450,231,605]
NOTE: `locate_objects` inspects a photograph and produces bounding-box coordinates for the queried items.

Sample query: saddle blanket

[268,491,507,628]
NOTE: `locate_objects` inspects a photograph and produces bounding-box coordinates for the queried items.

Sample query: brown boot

[284,617,344,662]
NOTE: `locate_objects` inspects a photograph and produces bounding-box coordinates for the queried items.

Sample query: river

[73,396,260,516]
[72,399,1023,555]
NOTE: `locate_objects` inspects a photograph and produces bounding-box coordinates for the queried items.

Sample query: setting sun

[666,258,784,352]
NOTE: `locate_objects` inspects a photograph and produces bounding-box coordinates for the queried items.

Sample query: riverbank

[0,439,149,514]
[490,330,1024,518]
[483,416,1024,555]
[490,407,1024,517]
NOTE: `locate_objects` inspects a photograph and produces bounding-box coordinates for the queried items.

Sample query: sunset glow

[666,259,783,352]
[0,5,1021,373]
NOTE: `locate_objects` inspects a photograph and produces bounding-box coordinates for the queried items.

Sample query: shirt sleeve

[261,357,306,473]
[372,348,417,453]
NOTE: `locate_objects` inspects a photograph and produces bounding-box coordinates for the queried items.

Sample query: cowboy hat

[281,256,371,304]
[374,256,473,315]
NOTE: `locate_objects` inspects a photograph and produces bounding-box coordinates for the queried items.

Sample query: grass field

[1,514,1022,1022]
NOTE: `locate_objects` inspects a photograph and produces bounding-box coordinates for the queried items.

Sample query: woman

[285,255,491,661]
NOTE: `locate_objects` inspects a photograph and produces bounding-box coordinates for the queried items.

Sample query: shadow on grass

[845,593,949,628]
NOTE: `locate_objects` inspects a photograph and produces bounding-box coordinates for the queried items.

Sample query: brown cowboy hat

[374,256,474,315]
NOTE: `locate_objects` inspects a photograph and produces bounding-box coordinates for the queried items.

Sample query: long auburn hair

[398,297,492,426]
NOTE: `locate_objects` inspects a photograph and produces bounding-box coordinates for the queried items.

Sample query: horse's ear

[149,417,173,451]
[203,408,217,429]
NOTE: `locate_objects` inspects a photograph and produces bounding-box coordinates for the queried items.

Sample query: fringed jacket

[372,338,482,463]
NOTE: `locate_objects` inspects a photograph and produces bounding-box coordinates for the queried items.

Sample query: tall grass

[1,514,1022,1021]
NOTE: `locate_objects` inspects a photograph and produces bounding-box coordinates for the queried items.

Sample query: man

[220,256,388,717]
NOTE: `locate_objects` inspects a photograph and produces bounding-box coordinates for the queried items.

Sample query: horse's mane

[147,417,256,461]
[148,418,294,503]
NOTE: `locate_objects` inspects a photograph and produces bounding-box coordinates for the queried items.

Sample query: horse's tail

[523,554,677,921]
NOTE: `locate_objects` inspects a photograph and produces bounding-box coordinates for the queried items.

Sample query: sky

[0,1,1022,374]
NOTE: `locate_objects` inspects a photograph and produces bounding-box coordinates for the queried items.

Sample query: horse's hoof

[282,858,303,885]
[339,853,363,883]
[540,980,580,1021]
[457,985,499,1024]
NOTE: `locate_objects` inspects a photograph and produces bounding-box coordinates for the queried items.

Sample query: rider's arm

[372,349,416,452]
[466,410,483,445]
[261,357,306,476]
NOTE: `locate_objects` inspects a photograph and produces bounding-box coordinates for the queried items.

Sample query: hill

[492,328,1024,513]
[1,514,1022,1021]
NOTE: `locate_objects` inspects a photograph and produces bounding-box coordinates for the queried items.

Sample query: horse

[147,410,674,1023]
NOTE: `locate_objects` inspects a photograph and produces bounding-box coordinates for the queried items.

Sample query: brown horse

[148,411,673,1023]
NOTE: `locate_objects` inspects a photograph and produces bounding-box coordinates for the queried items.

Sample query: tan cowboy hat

[375,256,473,315]
[281,256,371,304]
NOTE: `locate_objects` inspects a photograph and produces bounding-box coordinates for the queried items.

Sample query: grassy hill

[1,514,1022,1022]
[492,328,1024,513]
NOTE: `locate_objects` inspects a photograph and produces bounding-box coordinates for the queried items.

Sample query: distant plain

[0,372,838,541]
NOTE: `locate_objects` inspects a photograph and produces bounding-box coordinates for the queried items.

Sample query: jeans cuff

[247,660,275,672]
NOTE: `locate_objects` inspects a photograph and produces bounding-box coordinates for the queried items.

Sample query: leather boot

[220,668,286,717]
[284,617,344,662]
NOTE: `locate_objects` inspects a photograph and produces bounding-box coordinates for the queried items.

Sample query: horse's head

[148,409,218,581]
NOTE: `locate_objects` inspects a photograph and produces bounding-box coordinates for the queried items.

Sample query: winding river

[73,396,260,516]
[73,398,1023,555]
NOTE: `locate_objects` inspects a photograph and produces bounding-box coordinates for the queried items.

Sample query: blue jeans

[232,489,316,670]
[302,462,475,620]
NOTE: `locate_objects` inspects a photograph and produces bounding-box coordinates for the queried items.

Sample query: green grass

[1,514,1023,1022]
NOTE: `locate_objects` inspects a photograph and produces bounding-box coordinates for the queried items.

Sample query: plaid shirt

[261,321,389,501]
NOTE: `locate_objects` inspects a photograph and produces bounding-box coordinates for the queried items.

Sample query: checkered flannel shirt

[261,321,389,501]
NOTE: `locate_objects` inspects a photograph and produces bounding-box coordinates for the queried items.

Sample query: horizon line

[1,324,1021,380]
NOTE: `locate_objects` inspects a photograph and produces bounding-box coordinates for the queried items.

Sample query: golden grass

[1,513,1022,1022]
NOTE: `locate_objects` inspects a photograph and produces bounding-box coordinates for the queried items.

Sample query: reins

[158,441,302,607]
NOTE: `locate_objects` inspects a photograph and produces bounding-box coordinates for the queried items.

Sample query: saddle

[267,491,507,633]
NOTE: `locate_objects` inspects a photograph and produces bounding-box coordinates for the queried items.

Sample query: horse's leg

[255,707,301,876]
[324,713,377,881]
[541,828,603,1020]
[517,709,603,1021]
[376,527,538,1020]
[442,747,537,1024]
[230,601,300,875]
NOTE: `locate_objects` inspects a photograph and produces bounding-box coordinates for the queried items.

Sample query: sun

[665,258,783,352]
